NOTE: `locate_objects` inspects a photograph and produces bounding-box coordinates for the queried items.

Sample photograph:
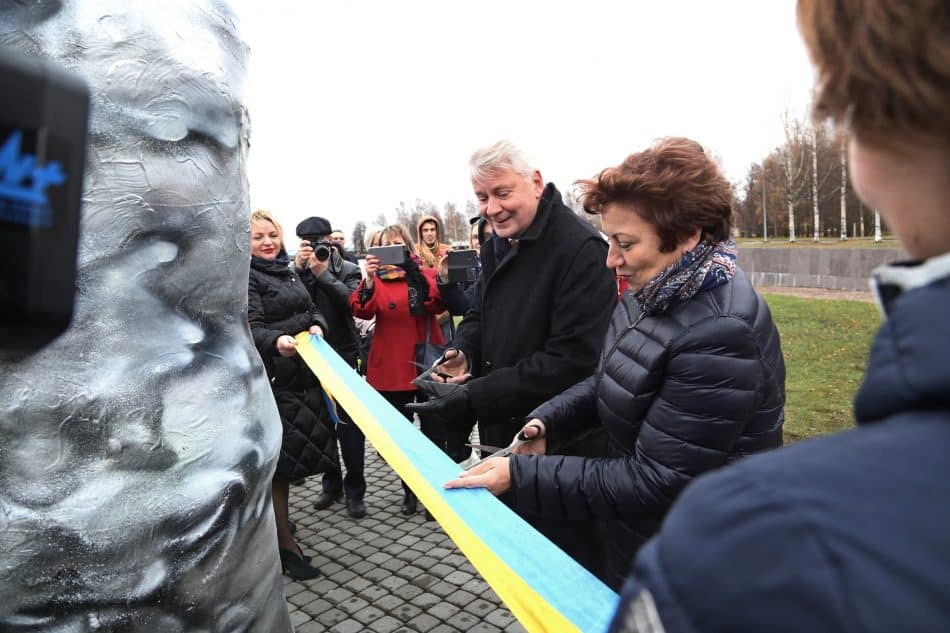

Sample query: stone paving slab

[283,439,528,633]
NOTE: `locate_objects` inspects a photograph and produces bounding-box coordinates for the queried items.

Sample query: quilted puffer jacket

[248,253,336,481]
[509,268,785,587]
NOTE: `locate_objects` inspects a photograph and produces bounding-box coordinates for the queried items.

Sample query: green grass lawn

[763,293,882,442]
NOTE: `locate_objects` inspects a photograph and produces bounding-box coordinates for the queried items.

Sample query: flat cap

[296,216,333,237]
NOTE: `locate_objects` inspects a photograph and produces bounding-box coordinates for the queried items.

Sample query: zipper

[596,300,647,384]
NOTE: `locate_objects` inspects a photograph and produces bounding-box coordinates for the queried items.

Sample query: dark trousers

[319,405,366,500]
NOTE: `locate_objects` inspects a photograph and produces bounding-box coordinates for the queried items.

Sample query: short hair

[797,0,950,145]
[250,209,284,244]
[469,139,537,183]
[576,137,733,253]
[380,224,415,250]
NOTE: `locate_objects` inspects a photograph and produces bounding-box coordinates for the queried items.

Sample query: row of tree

[352,111,889,252]
[350,199,478,254]
[734,111,885,241]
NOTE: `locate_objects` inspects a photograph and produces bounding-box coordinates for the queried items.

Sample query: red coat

[350,267,445,392]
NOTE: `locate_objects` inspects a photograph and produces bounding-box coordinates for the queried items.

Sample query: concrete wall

[737,247,907,291]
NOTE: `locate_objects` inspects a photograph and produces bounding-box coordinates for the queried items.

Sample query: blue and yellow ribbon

[296,333,619,633]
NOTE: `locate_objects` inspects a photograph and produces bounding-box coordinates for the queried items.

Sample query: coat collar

[518,182,561,243]
[871,251,950,317]
[855,252,950,425]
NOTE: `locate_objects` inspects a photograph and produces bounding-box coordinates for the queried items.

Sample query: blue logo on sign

[0,129,66,227]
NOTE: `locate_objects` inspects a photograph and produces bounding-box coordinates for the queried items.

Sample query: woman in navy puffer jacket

[446,138,786,588]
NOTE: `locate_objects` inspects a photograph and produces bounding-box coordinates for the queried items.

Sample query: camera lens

[314,243,331,262]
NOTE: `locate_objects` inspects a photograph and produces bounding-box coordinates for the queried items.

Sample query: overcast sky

[231,0,815,247]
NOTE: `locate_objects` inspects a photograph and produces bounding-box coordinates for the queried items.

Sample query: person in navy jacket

[609,1,950,630]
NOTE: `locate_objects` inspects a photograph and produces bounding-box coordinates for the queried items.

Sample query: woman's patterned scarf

[375,254,430,316]
[634,238,737,317]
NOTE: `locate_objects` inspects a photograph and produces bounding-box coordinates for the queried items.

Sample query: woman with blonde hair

[248,209,336,580]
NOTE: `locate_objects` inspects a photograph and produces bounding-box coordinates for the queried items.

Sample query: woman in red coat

[350,224,446,516]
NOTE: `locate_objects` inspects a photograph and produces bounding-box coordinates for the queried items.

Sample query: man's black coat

[452,183,616,449]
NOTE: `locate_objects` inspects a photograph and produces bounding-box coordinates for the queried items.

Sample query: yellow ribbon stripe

[296,333,619,632]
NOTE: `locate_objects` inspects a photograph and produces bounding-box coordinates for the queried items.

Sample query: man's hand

[433,348,471,384]
[309,325,324,337]
[443,457,511,495]
[511,419,546,456]
[295,240,314,270]
[405,380,470,421]
[309,254,329,277]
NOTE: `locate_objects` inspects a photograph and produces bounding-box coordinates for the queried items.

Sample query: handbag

[414,318,446,376]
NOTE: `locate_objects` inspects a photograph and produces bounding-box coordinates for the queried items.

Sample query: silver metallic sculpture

[0,1,291,630]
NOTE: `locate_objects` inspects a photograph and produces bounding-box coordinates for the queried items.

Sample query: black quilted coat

[248,254,336,482]
[509,268,785,588]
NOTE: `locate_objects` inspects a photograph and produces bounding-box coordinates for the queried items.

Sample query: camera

[446,249,479,284]
[1,47,88,360]
[301,236,331,262]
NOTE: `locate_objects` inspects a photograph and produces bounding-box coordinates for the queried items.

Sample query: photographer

[294,216,367,519]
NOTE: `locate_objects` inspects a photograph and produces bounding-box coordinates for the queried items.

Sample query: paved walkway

[283,442,528,633]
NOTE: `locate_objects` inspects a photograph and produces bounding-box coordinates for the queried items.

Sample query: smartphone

[369,244,407,266]
[446,249,479,283]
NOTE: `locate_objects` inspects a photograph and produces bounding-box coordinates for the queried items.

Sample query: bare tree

[443,201,467,243]
[762,164,768,241]
[874,210,882,242]
[465,199,478,221]
[351,220,367,254]
[811,125,820,241]
[394,201,411,232]
[839,134,848,240]
[780,111,810,242]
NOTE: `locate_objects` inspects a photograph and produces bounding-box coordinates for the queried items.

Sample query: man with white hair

[409,140,616,574]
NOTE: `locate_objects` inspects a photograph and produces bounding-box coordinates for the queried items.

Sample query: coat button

[388,302,396,310]
[484,361,493,371]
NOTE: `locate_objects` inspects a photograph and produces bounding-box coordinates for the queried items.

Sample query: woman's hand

[512,419,546,456]
[443,457,511,495]
[309,325,324,337]
[434,348,471,384]
[276,334,298,357]
[363,254,379,289]
[437,252,449,283]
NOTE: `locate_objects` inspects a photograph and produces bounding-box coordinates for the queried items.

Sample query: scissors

[410,360,453,382]
[464,423,543,469]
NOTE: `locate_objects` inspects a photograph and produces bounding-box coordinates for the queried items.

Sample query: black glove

[405,379,470,422]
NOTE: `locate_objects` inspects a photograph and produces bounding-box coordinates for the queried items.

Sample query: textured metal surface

[0,2,291,631]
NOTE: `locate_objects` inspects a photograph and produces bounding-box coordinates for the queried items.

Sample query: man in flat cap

[294,217,367,518]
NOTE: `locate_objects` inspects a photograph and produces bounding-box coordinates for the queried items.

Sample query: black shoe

[312,490,342,511]
[424,509,435,522]
[346,497,367,519]
[279,548,321,580]
[401,492,417,516]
